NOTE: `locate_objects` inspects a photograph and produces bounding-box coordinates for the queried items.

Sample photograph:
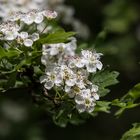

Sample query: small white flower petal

[5,31,17,40]
[91,85,98,92]
[31,33,39,41]
[96,60,103,70]
[24,39,33,47]
[75,95,85,104]
[19,32,28,39]
[86,105,95,113]
[86,63,96,73]
[40,75,47,83]
[41,55,48,65]
[92,93,99,100]
[76,104,86,113]
[82,89,91,98]
[65,85,71,93]
[75,58,85,68]
[65,79,75,87]
[44,80,54,90]
[50,47,59,56]
[55,75,63,84]
[34,13,44,24]
[43,10,57,19]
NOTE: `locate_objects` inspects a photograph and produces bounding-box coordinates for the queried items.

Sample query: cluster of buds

[40,37,103,113]
[0,10,57,47]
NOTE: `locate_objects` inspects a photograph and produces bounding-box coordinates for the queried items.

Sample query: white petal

[24,39,33,47]
[75,95,85,104]
[5,31,17,40]
[19,32,28,39]
[93,93,99,100]
[96,60,103,70]
[34,14,44,24]
[40,75,47,83]
[64,85,71,93]
[43,10,57,19]
[76,80,85,89]
[75,58,85,68]
[86,105,95,113]
[65,79,75,87]
[41,55,48,65]
[86,63,96,73]
[76,104,86,113]
[31,33,39,41]
[91,85,98,92]
[55,75,63,84]
[50,47,59,56]
[23,16,34,25]
[82,89,91,98]
[68,61,75,69]
[44,80,54,90]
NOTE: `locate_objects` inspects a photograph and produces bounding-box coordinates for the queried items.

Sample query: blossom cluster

[40,38,103,113]
[0,8,102,114]
[0,0,89,39]
[0,10,57,47]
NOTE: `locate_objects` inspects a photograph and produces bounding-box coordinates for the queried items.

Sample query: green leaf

[112,83,140,117]
[0,46,6,58]
[92,70,119,97]
[121,123,140,140]
[95,101,111,113]
[114,102,139,116]
[0,47,22,60]
[128,83,140,99]
[6,71,17,88]
[40,31,76,44]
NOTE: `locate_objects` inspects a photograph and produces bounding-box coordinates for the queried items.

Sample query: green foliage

[40,30,76,44]
[95,101,111,113]
[112,83,140,116]
[121,123,140,140]
[92,70,119,97]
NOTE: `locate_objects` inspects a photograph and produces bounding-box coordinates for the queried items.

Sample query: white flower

[92,92,99,100]
[43,10,58,19]
[0,21,20,41]
[91,84,98,92]
[23,39,33,47]
[19,32,29,39]
[74,57,85,68]
[34,13,44,24]
[75,89,96,113]
[81,50,103,73]
[40,66,63,90]
[76,104,86,113]
[4,31,18,40]
[41,55,48,65]
[44,79,54,90]
[31,33,39,41]
[60,65,76,87]
[65,85,81,98]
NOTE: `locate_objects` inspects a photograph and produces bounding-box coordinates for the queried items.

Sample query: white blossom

[81,50,103,73]
[40,37,102,113]
[23,39,33,47]
[31,33,39,41]
[75,89,96,113]
[43,10,58,19]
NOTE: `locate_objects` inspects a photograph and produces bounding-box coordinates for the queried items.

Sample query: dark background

[0,0,140,140]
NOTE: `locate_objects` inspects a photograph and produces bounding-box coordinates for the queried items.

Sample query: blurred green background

[0,0,140,140]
